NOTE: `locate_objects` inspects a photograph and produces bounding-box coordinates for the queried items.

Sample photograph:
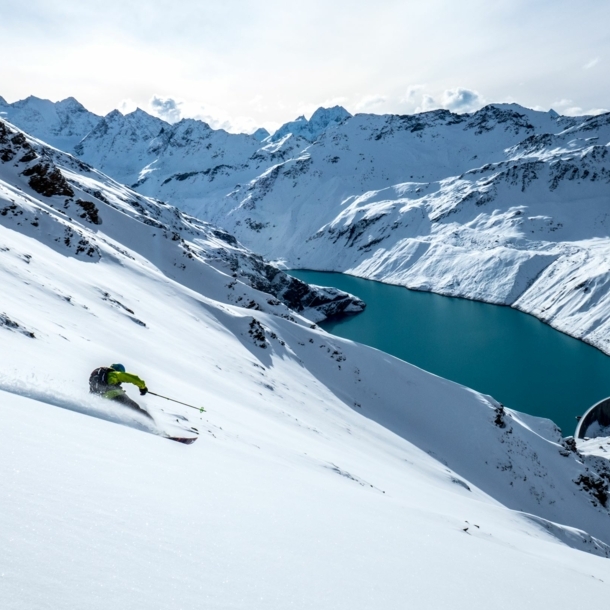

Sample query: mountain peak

[11,95,49,110]
[310,105,351,122]
[23,94,45,103]
[252,127,270,142]
[1,95,102,149]
[486,102,530,113]
[126,107,156,119]
[57,96,88,111]
[123,108,170,130]
[270,105,352,142]
[104,109,123,120]
[173,117,212,131]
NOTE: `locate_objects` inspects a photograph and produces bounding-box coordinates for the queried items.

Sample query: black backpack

[89,367,117,394]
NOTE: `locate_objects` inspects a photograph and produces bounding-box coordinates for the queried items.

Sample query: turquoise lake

[290,270,610,435]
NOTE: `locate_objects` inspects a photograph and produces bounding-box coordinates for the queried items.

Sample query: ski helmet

[110,363,126,373]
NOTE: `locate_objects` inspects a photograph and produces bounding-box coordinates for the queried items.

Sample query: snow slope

[2,119,610,607]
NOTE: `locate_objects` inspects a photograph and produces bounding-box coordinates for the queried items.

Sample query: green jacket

[103,370,147,399]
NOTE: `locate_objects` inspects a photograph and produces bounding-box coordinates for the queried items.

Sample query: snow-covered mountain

[4,96,610,354]
[0,96,355,216]
[2,116,610,607]
[0,95,101,151]
[268,105,352,142]
[0,119,364,321]
[88,102,610,355]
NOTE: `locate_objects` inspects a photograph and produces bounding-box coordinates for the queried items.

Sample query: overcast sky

[1,0,608,132]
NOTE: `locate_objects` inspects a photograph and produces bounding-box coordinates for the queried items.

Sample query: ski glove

[140,387,148,396]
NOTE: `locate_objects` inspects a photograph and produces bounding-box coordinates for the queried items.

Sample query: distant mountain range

[2,94,610,353]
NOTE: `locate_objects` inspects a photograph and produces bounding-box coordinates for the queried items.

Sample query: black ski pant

[110,393,154,420]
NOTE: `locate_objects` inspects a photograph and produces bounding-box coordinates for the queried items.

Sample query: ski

[165,435,198,445]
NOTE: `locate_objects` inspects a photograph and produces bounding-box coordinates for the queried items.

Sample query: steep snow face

[75,111,269,211]
[1,99,354,216]
[0,119,364,321]
[0,95,101,151]
[205,105,586,259]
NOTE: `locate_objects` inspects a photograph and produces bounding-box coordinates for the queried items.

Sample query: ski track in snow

[0,377,154,432]
[0,376,194,439]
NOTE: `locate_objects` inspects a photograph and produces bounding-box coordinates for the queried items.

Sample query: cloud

[3,0,610,132]
[247,95,266,112]
[551,98,609,116]
[441,88,485,112]
[584,57,600,70]
[145,94,265,134]
[401,85,425,104]
[118,98,138,114]
[399,86,484,114]
[420,95,439,112]
[191,109,262,134]
[552,98,572,108]
[294,97,349,119]
[355,94,387,111]
[149,95,183,123]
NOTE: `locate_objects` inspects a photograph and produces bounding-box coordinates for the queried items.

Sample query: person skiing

[89,363,152,419]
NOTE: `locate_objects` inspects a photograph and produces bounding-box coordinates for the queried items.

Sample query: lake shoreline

[291,266,610,357]
[289,269,610,436]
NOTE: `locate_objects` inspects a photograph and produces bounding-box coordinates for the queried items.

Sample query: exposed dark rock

[22,163,74,197]
[0,148,15,162]
[75,199,102,225]
[248,318,267,348]
[560,436,579,456]
[494,404,507,428]
[0,313,35,338]
[18,149,38,163]
[0,121,10,143]
[575,473,609,508]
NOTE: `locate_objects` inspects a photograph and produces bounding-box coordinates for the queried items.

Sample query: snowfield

[1,118,610,607]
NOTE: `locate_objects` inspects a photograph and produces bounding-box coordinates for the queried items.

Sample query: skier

[89,363,152,419]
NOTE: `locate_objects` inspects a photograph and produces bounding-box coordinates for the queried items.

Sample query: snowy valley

[1,105,610,607]
[3,95,609,354]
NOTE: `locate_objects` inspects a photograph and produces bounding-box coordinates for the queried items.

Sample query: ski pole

[148,391,206,413]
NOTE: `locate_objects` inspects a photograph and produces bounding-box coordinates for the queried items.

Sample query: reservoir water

[290,270,610,435]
